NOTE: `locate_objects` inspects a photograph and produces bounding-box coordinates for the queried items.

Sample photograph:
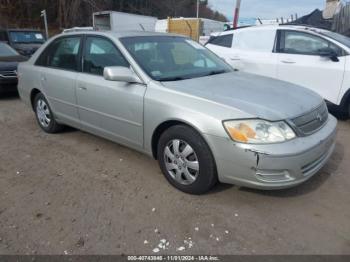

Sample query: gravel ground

[0,93,349,255]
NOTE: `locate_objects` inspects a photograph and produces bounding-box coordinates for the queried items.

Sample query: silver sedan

[18,31,337,194]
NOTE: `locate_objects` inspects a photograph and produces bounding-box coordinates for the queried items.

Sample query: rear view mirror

[103,66,142,83]
[318,48,339,62]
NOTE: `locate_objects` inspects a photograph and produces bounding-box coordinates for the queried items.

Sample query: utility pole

[197,0,200,18]
[233,0,242,29]
[41,10,49,39]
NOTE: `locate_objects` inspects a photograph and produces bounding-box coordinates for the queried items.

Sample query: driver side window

[83,36,129,76]
[278,30,343,56]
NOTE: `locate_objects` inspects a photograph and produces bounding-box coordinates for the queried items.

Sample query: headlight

[223,119,296,144]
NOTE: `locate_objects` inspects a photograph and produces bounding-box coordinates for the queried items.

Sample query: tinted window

[121,36,232,81]
[207,34,233,48]
[83,37,129,76]
[0,31,7,41]
[279,30,343,56]
[9,31,45,44]
[36,37,81,71]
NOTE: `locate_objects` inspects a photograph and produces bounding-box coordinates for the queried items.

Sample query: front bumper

[204,114,337,190]
[0,78,18,91]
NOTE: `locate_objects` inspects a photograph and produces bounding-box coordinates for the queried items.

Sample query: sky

[208,0,326,20]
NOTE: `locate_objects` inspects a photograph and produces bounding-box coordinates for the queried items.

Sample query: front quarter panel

[143,80,254,155]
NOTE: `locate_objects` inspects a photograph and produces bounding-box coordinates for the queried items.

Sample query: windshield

[0,42,19,57]
[320,31,350,49]
[120,36,232,81]
[9,31,45,44]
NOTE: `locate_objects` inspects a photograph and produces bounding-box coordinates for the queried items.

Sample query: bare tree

[0,0,227,31]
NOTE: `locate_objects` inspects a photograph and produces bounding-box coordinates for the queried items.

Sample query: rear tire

[157,125,217,195]
[34,93,63,133]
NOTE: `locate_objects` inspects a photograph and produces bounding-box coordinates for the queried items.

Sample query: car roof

[217,24,331,35]
[61,30,186,39]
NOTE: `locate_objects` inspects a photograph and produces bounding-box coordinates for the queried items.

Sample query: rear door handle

[281,60,296,64]
[78,86,87,91]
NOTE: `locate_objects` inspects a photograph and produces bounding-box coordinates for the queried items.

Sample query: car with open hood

[17,31,337,194]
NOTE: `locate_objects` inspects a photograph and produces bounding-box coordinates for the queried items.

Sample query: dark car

[0,42,27,93]
[0,29,46,57]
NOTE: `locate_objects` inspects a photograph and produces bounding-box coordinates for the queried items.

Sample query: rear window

[207,34,233,48]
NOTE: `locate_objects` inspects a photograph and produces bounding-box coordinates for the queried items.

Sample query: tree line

[0,0,227,33]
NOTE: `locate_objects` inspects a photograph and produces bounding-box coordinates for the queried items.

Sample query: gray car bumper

[204,114,337,190]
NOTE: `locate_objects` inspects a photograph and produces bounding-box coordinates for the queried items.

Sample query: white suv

[206,25,350,117]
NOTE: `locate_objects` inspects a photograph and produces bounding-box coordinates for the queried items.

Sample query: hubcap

[36,99,51,128]
[163,139,199,185]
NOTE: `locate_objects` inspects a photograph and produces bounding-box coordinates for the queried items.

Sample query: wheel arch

[30,88,42,110]
[151,119,210,160]
[341,88,350,106]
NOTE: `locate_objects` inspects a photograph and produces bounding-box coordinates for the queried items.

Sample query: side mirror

[103,66,142,83]
[318,48,339,62]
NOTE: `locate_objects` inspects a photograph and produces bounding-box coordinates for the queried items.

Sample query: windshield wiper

[204,70,227,77]
[159,76,186,82]
[159,70,227,81]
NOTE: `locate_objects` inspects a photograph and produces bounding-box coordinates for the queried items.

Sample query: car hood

[0,56,27,71]
[161,72,323,121]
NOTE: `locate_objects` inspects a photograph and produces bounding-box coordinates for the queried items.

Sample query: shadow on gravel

[0,91,19,100]
[239,142,344,198]
[60,126,78,133]
[207,183,234,195]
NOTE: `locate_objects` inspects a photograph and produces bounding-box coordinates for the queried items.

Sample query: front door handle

[78,86,87,91]
[281,60,296,64]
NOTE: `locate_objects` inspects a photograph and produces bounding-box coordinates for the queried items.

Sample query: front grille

[0,70,17,78]
[290,102,328,136]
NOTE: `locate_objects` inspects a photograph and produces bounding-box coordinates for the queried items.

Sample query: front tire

[157,125,217,195]
[34,93,63,133]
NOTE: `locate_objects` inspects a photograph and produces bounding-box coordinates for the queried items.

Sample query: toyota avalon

[17,31,337,194]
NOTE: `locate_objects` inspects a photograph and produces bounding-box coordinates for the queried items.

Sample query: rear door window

[36,36,82,71]
[233,30,276,52]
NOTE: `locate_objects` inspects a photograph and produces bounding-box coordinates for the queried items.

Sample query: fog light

[255,170,294,183]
